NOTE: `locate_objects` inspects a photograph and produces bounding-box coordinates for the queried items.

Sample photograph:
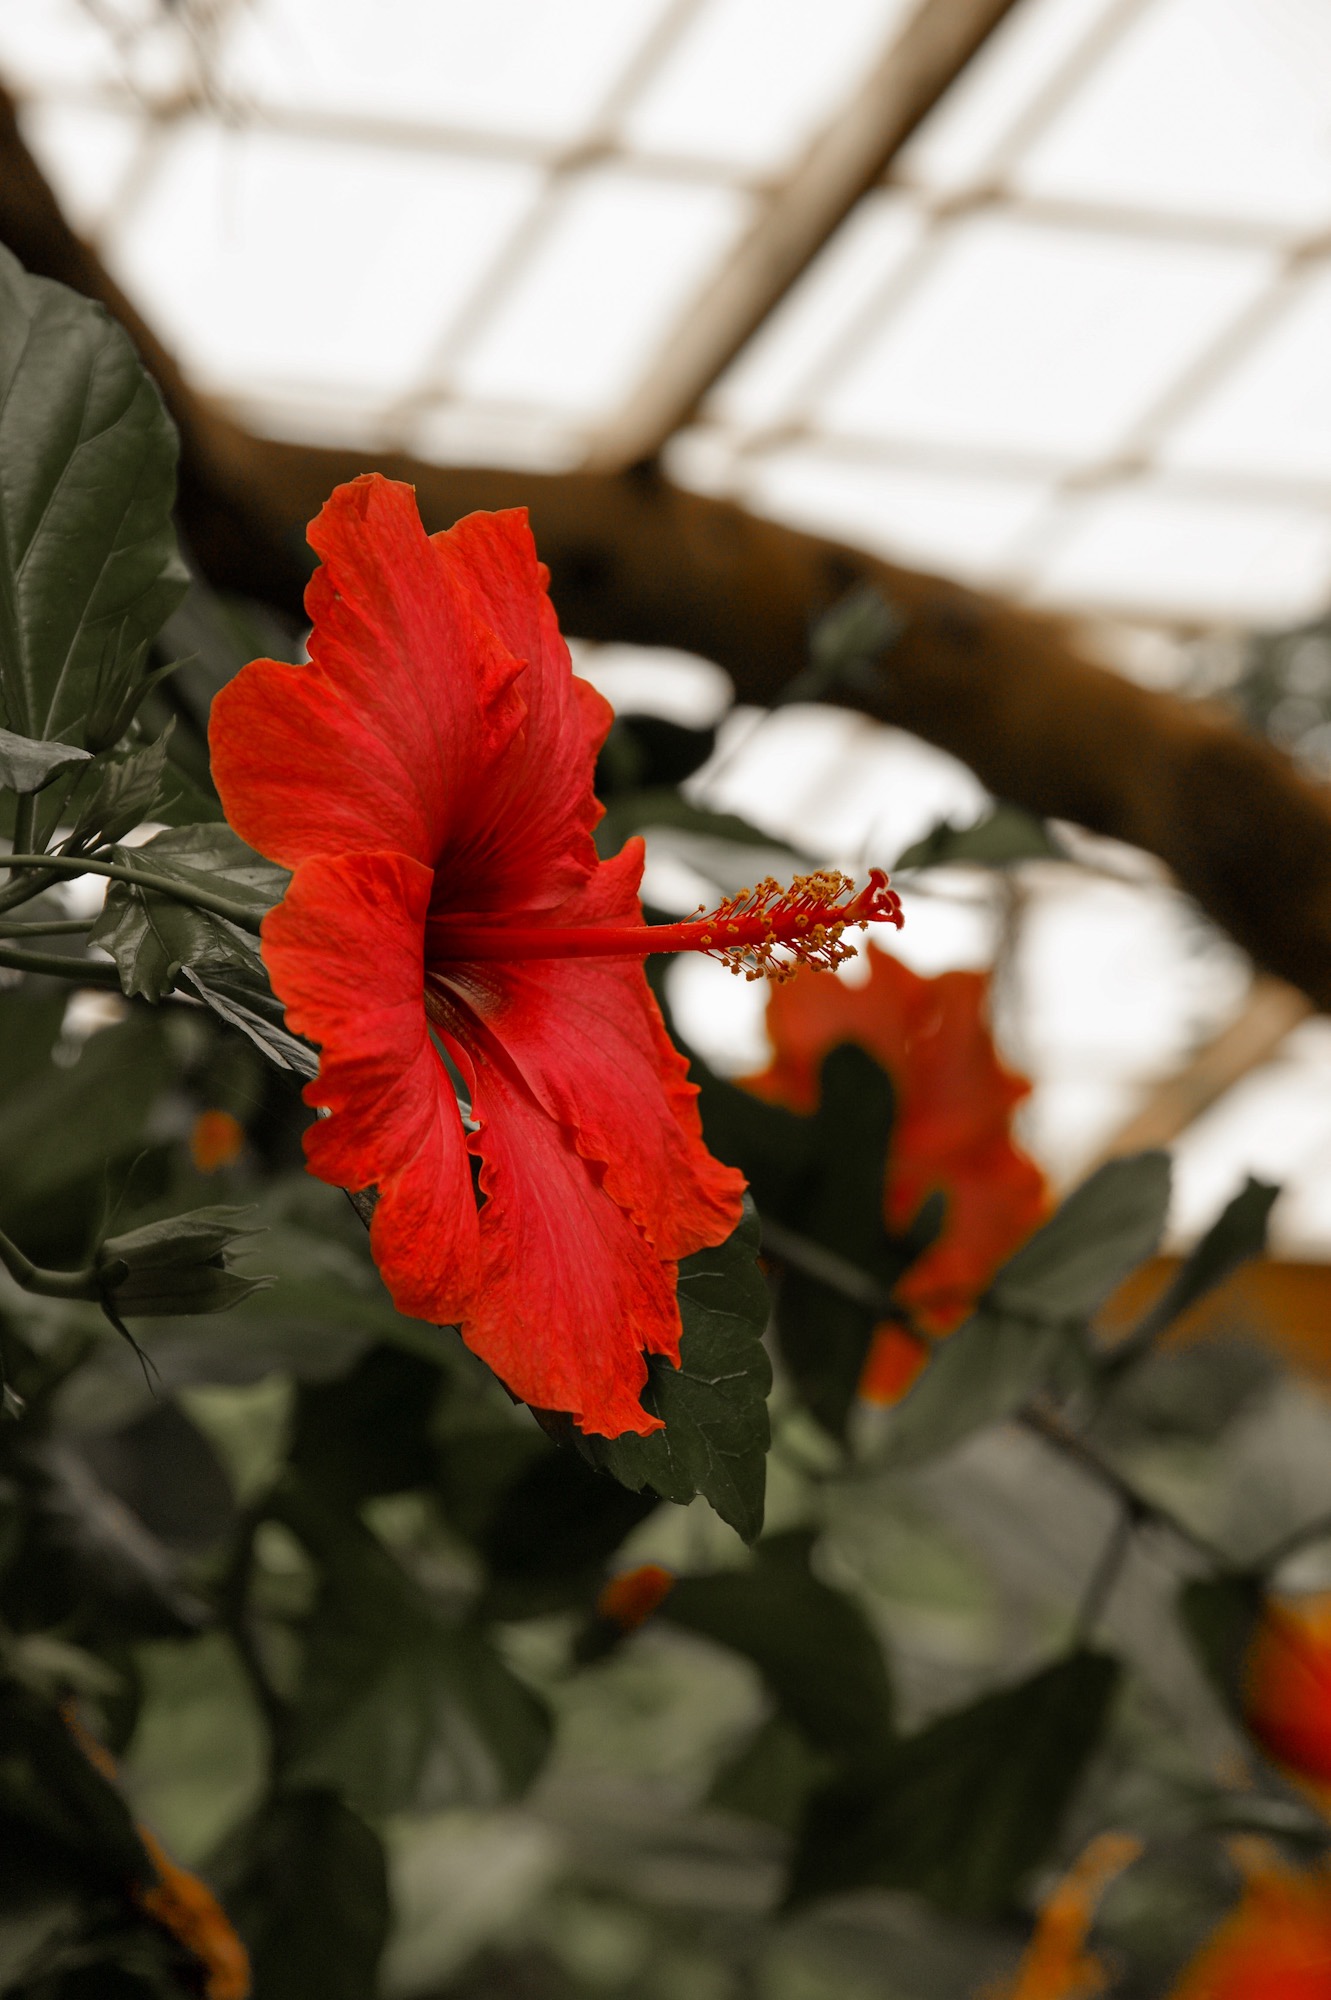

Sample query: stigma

[426,868,903,983]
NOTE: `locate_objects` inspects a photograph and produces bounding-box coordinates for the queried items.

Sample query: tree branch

[6,85,1331,1004]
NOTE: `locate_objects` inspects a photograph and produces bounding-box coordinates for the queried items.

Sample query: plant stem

[0,853,264,933]
[1072,1502,1136,1643]
[0,918,92,936]
[0,1225,102,1303]
[0,944,123,986]
[10,796,37,863]
[1018,1402,1229,1567]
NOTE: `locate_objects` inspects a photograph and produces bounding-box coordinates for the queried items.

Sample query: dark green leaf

[992,1152,1172,1323]
[596,787,807,871]
[1108,1177,1279,1370]
[10,1440,211,1639]
[91,823,287,1004]
[280,1485,550,1816]
[0,244,186,748]
[227,1791,389,2000]
[882,1307,1081,1469]
[0,1678,151,1885]
[478,1447,659,1615]
[884,1156,1171,1467]
[580,1204,772,1542]
[0,1012,171,1257]
[664,1531,893,1760]
[0,726,91,794]
[1178,1573,1263,1716]
[291,1346,448,1504]
[894,803,1067,871]
[693,1062,813,1221]
[788,1650,1121,1916]
[770,1045,903,1437]
[707,1714,826,1832]
[180,964,317,1077]
[66,729,172,850]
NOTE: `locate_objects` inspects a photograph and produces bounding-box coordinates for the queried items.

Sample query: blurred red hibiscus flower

[1167,1850,1331,1999]
[743,944,1046,1402]
[1243,1592,1331,1798]
[211,475,898,1437]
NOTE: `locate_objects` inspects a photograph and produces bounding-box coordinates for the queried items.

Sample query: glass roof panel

[451,170,750,420]
[619,0,913,175]
[1014,0,1331,232]
[222,0,674,144]
[105,120,543,401]
[894,0,1125,194]
[19,98,146,237]
[705,191,925,430]
[818,212,1275,459]
[736,445,1053,583]
[1161,264,1331,486]
[0,0,206,94]
[1030,485,1331,622]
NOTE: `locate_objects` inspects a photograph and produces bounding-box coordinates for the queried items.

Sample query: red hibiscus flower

[742,945,1046,1402]
[1243,1593,1331,1796]
[210,475,899,1437]
[1166,1851,1331,2000]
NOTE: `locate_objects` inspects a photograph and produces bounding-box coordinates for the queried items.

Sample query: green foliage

[1102,1175,1278,1378]
[277,1483,552,1817]
[788,1651,1121,1916]
[694,1044,940,1438]
[0,238,1326,2000]
[0,244,185,752]
[1177,1573,1264,1716]
[0,728,91,795]
[579,1204,772,1542]
[894,801,1068,871]
[886,1152,1172,1466]
[225,1790,390,2000]
[91,824,287,1004]
[664,1532,893,1761]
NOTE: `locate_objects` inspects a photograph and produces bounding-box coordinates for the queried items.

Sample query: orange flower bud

[190,1109,245,1174]
[596,1562,675,1632]
[988,1832,1141,2000]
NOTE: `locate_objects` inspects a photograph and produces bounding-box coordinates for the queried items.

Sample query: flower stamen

[426,868,903,983]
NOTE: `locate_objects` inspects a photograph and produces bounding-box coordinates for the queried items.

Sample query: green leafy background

[0,245,1327,2000]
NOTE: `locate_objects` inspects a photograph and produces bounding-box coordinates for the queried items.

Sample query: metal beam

[584,0,1023,472]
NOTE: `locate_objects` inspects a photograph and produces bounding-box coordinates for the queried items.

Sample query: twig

[0,853,264,933]
[1018,1402,1229,1568]
[1072,1502,1136,1643]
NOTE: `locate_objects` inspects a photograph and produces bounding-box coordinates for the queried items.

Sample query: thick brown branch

[6,85,1331,1004]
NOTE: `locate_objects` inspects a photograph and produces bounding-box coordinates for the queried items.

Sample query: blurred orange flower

[986,1832,1141,2000]
[190,1108,245,1174]
[744,945,1047,1399]
[1168,1849,1331,1999]
[64,1705,250,1998]
[596,1562,675,1632]
[1243,1592,1331,1798]
[137,1827,251,2000]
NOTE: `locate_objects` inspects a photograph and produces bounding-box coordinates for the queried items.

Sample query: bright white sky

[5,0,1331,1252]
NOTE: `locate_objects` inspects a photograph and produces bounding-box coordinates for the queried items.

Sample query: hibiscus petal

[442,1012,682,1438]
[433,842,745,1262]
[210,476,526,870]
[431,508,611,909]
[262,849,481,1323]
